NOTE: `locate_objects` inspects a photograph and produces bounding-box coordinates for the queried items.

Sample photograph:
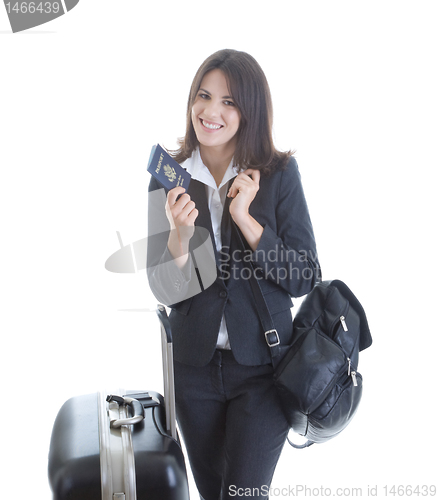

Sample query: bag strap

[231,221,282,362]
[232,222,317,449]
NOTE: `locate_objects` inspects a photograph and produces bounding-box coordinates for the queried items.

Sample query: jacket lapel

[188,179,213,237]
[187,179,222,273]
[187,179,234,280]
[220,181,233,254]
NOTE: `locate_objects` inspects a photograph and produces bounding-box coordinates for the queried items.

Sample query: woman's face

[191,69,241,153]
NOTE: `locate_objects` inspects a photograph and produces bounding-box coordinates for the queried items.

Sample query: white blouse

[181,149,238,349]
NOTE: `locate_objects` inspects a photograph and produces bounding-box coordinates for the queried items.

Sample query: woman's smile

[200,118,223,131]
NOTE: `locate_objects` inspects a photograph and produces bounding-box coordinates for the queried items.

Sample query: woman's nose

[204,99,220,118]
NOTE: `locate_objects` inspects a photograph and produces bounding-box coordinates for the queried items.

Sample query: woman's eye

[224,100,235,106]
[199,93,210,100]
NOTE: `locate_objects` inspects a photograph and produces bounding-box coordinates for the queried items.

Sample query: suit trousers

[174,349,290,500]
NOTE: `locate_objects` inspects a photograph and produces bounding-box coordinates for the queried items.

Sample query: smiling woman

[147,48,321,500]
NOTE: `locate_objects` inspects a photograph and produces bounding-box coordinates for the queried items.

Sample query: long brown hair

[171,49,293,175]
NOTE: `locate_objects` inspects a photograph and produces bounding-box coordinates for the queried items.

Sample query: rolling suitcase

[48,305,190,500]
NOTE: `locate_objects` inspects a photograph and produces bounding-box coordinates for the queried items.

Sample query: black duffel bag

[242,265,373,448]
[273,280,372,448]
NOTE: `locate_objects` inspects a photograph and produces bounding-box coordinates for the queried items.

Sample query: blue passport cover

[147,144,191,190]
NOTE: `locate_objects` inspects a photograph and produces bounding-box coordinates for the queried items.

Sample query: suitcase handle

[156,304,177,441]
[106,395,145,428]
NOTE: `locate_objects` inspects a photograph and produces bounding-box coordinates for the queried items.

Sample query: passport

[147,144,191,191]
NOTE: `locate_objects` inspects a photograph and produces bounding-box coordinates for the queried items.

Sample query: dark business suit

[147,156,320,499]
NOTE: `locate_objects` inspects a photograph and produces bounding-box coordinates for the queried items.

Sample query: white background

[1,1,437,498]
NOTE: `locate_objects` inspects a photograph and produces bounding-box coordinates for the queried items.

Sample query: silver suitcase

[48,305,189,500]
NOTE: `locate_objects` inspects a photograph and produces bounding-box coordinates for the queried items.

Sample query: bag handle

[287,434,314,448]
[106,395,145,428]
[156,304,178,441]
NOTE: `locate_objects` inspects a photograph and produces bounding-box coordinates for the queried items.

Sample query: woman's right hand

[165,186,198,265]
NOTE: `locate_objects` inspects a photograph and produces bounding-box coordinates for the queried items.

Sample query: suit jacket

[147,156,321,367]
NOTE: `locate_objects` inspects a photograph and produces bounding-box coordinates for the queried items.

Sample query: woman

[147,49,320,499]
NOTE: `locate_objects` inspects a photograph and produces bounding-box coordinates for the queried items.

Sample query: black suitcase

[48,305,190,500]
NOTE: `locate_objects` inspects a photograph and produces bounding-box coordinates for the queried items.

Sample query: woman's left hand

[227,169,260,224]
[227,169,263,251]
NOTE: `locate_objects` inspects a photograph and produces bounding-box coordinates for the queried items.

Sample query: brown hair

[171,49,293,175]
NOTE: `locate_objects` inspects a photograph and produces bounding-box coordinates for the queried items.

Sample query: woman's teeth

[202,120,222,130]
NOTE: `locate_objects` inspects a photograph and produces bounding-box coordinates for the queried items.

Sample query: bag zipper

[330,303,350,339]
[340,315,348,332]
[347,357,358,386]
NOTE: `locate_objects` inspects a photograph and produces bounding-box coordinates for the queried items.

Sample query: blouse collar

[182,148,238,190]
